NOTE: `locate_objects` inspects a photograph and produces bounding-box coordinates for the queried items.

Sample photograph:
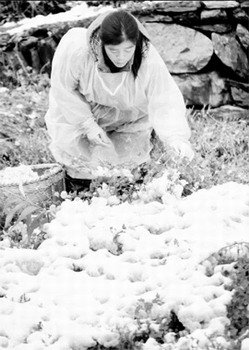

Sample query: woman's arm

[50,28,98,134]
[145,44,194,159]
[49,27,110,148]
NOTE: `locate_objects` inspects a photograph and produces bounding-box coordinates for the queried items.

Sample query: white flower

[60,190,69,199]
[0,164,39,185]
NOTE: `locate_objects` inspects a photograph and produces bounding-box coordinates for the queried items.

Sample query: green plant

[63,158,187,206]
[201,242,249,350]
[87,294,187,350]
[225,257,249,349]
[0,189,62,249]
[186,108,249,189]
[0,1,71,25]
[0,73,54,170]
[1,74,249,189]
[132,295,186,345]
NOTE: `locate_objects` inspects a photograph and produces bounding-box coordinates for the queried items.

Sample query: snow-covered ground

[1,2,249,349]
[0,176,249,349]
[1,2,115,35]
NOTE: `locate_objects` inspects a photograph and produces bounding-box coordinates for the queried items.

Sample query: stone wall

[131,0,249,114]
[0,0,248,115]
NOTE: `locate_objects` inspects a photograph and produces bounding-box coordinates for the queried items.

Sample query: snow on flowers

[0,164,39,185]
[0,172,249,349]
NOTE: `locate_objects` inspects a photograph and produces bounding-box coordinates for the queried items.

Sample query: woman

[45,9,194,189]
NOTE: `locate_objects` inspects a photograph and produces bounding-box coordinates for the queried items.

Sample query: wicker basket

[0,163,65,207]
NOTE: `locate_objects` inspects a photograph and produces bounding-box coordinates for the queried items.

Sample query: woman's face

[104,40,136,68]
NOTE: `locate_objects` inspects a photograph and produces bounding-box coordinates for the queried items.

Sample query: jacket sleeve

[145,44,191,145]
[49,28,98,135]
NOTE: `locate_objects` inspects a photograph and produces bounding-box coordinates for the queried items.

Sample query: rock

[127,1,202,14]
[232,7,249,27]
[17,36,40,71]
[231,86,249,107]
[145,23,213,73]
[200,9,228,21]
[241,1,249,15]
[212,32,249,79]
[173,71,232,107]
[236,23,249,50]
[125,1,155,15]
[229,80,249,107]
[37,37,57,73]
[195,8,233,33]
[202,1,239,9]
[135,9,201,27]
[152,1,202,12]
[193,23,233,34]
[138,15,173,23]
[210,105,249,120]
[0,32,10,46]
[0,0,248,111]
[168,11,202,26]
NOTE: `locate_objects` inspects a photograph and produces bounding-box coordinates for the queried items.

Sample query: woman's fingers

[90,131,111,147]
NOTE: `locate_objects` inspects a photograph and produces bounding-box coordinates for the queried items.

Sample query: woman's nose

[117,51,125,59]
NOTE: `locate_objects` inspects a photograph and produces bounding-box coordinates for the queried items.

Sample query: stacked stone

[0,0,248,116]
[128,0,249,116]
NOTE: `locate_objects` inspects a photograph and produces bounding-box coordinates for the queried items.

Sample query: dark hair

[99,10,149,78]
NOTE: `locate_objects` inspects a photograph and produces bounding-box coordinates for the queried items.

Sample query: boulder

[138,15,173,23]
[0,0,248,111]
[200,9,228,21]
[232,7,249,27]
[212,32,249,79]
[236,23,249,50]
[210,105,249,120]
[231,86,249,107]
[173,71,232,107]
[202,1,239,9]
[241,1,249,15]
[229,80,249,107]
[152,1,201,12]
[166,11,202,26]
[145,23,213,73]
[195,6,233,33]
[18,36,39,67]
[193,23,233,34]
[127,1,201,13]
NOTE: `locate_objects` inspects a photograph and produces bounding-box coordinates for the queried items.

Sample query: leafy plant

[0,189,62,249]
[0,0,71,24]
[225,257,249,349]
[186,108,249,189]
[201,242,249,350]
[0,73,54,170]
[133,294,186,344]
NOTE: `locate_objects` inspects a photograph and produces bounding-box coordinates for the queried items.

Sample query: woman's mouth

[115,61,126,67]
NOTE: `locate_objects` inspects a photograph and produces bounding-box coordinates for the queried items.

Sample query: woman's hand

[169,140,195,162]
[87,125,111,147]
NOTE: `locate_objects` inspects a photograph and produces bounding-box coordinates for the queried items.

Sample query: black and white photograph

[0,1,249,349]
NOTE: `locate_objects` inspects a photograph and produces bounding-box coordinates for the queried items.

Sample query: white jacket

[45,11,191,178]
